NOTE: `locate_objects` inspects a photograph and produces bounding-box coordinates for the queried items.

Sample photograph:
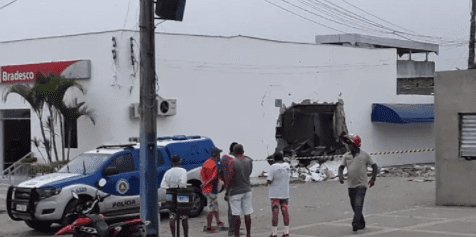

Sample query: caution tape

[369,148,435,156]
[253,148,435,162]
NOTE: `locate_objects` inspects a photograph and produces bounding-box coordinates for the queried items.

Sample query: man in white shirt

[267,151,291,237]
[160,155,188,237]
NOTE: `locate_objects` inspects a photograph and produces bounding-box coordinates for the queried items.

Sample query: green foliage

[28,160,70,175]
[21,157,38,164]
[4,73,95,163]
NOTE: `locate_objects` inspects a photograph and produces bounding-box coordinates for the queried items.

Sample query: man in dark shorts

[338,134,378,232]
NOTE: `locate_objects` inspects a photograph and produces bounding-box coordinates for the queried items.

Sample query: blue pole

[139,0,158,236]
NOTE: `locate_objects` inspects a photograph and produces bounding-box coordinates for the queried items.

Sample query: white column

[0,111,4,171]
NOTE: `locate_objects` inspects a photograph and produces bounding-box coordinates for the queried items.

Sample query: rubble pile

[262,158,344,182]
[262,160,436,182]
[378,164,435,179]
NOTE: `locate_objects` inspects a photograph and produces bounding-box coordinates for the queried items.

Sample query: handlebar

[79,193,112,215]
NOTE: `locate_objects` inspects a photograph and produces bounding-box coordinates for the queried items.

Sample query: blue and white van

[6,135,214,231]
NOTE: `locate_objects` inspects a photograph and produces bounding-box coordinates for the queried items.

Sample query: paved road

[1,177,475,237]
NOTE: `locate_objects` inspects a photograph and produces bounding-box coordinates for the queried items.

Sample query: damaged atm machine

[268,99,349,181]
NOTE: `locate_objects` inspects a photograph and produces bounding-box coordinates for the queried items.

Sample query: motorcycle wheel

[24,220,52,232]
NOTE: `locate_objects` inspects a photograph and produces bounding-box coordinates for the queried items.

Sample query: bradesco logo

[2,71,35,82]
[0,60,91,84]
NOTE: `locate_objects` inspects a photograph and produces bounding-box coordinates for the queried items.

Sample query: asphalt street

[1,176,476,237]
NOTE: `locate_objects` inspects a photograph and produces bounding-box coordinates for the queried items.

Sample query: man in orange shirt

[201,147,225,233]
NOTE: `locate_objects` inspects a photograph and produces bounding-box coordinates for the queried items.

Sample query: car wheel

[188,186,205,218]
[60,199,81,227]
[24,220,52,232]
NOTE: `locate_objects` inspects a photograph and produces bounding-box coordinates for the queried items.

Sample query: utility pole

[469,0,476,69]
[139,0,158,236]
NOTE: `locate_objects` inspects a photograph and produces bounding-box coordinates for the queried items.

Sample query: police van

[6,135,214,231]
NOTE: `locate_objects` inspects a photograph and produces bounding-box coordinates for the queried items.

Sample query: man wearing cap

[201,147,225,233]
[221,142,238,236]
[160,155,189,237]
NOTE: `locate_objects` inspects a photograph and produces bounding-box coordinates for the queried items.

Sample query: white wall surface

[0,31,435,176]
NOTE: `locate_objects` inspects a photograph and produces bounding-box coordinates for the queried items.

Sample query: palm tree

[3,74,94,163]
[33,75,87,161]
[59,99,95,160]
[2,83,52,163]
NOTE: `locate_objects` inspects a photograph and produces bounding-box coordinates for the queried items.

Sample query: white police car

[6,135,214,231]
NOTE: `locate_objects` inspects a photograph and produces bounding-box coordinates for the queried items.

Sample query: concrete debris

[377,164,436,179]
[266,160,436,183]
[283,157,346,182]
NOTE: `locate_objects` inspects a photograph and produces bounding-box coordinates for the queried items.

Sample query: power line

[339,0,417,34]
[0,0,18,11]
[263,0,345,33]
[273,0,468,46]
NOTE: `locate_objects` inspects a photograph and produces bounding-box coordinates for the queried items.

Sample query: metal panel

[460,115,476,157]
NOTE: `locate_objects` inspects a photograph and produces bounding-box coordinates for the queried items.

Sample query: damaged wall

[0,31,434,177]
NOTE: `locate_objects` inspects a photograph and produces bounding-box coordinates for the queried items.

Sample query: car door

[101,151,140,215]
[157,148,171,202]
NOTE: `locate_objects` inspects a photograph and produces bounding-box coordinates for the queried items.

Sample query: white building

[0,31,437,177]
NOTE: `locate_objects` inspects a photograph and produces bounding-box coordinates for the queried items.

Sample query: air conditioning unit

[158,98,177,116]
[130,103,140,119]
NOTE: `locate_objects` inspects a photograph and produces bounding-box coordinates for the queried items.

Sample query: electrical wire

[155,20,166,27]
[264,0,344,33]
[0,0,18,11]
[266,0,468,47]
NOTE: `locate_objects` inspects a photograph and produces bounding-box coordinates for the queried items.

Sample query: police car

[6,135,214,231]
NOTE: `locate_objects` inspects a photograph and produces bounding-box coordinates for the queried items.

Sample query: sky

[0,0,472,71]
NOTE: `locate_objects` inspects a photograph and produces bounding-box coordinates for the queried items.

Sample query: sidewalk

[254,206,476,237]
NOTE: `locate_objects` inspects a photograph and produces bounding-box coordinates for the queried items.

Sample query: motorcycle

[55,179,150,237]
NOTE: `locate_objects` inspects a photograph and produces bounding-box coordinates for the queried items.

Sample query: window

[64,119,78,148]
[106,153,136,173]
[397,78,434,95]
[459,114,476,159]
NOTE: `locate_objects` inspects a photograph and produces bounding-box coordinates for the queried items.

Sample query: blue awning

[371,103,434,124]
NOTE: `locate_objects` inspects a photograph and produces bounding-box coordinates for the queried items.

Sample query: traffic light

[155,0,186,21]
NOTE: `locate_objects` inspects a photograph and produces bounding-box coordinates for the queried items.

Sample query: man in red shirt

[201,147,225,233]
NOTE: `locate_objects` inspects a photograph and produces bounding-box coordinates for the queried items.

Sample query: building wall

[397,60,435,78]
[0,31,435,176]
[435,69,476,206]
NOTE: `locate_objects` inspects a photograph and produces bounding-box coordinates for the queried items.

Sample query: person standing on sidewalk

[221,142,238,236]
[160,155,189,237]
[227,144,253,237]
[267,151,291,237]
[338,134,378,232]
[200,147,225,233]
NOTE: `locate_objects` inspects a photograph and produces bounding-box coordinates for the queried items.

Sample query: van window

[157,150,165,166]
[106,153,136,173]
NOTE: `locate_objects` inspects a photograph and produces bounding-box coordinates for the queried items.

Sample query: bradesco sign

[0,60,91,84]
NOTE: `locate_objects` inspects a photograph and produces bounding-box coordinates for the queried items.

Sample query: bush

[28,160,71,175]
[21,157,38,164]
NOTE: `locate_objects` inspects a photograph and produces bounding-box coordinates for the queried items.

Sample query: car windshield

[58,153,111,174]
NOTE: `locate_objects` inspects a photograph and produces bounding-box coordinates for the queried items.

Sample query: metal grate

[460,114,476,157]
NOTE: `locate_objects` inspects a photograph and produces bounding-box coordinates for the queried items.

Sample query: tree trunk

[67,125,72,161]
[48,106,59,162]
[60,115,65,161]
[37,111,52,163]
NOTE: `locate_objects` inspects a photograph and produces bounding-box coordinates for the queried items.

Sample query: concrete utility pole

[139,0,158,236]
[469,0,476,69]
